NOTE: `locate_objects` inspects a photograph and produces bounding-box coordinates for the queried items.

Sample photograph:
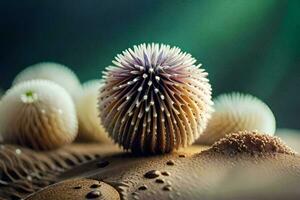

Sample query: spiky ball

[13,62,81,98]
[0,80,78,150]
[76,80,111,143]
[198,92,276,145]
[99,43,213,154]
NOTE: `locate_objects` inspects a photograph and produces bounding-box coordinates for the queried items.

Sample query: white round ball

[197,92,276,145]
[0,80,78,150]
[13,62,81,98]
[76,80,111,143]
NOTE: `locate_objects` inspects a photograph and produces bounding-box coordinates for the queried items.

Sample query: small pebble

[163,185,172,191]
[144,170,160,179]
[86,190,101,199]
[155,178,165,184]
[138,185,148,190]
[166,160,175,166]
[161,171,171,176]
[90,183,101,188]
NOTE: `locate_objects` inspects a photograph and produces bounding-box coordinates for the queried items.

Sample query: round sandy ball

[76,80,111,143]
[13,62,81,98]
[0,80,78,150]
[99,43,213,154]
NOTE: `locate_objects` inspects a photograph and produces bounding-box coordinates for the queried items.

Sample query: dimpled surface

[1,142,300,200]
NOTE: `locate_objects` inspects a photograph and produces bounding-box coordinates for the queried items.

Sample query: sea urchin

[0,80,78,150]
[99,43,213,154]
[197,92,276,145]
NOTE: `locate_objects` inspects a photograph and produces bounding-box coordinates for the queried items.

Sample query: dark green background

[0,0,299,129]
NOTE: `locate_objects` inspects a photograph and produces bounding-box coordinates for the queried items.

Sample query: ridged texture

[99,43,213,154]
[0,144,103,200]
[0,80,78,150]
[206,130,295,156]
[13,62,81,98]
[76,80,111,143]
[198,92,276,145]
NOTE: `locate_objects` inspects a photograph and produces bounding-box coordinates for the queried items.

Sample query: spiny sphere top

[99,43,213,154]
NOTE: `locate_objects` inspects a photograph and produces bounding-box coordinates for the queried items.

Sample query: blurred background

[0,0,299,129]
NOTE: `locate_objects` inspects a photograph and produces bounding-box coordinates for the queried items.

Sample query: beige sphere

[0,80,78,150]
[13,62,81,98]
[76,80,111,143]
[198,92,276,145]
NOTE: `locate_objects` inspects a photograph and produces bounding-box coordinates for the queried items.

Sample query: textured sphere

[198,92,276,145]
[0,80,78,150]
[13,62,81,98]
[76,80,111,143]
[99,43,213,154]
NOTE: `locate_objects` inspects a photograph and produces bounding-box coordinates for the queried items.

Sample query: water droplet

[86,190,101,199]
[138,185,148,190]
[97,160,109,168]
[155,178,165,184]
[144,170,160,179]
[161,171,171,176]
[90,183,101,188]
[166,160,175,166]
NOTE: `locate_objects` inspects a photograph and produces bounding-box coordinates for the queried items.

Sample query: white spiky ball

[0,80,78,150]
[13,62,81,98]
[197,92,276,145]
[75,80,111,143]
[99,43,213,154]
